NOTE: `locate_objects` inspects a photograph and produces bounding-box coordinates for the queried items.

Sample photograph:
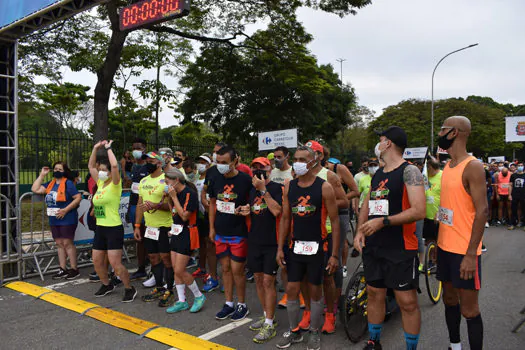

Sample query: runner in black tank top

[276,146,340,350]
[355,126,426,350]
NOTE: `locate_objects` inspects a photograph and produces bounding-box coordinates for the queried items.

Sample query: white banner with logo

[506,116,525,142]
[403,147,428,159]
[258,128,298,151]
[488,156,505,163]
[74,192,133,244]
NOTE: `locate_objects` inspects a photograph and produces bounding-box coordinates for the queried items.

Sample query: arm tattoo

[403,165,424,186]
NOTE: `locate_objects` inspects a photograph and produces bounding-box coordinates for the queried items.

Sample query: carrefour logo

[262,136,272,145]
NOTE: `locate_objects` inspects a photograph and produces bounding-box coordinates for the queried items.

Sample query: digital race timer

[119,0,190,31]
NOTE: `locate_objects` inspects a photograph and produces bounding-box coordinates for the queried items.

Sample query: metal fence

[18,130,251,187]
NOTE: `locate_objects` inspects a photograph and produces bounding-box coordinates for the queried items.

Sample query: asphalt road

[1,225,524,350]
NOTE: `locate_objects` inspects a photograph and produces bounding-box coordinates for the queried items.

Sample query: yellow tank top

[438,156,482,256]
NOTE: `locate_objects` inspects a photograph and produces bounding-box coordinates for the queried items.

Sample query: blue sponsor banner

[0,0,63,29]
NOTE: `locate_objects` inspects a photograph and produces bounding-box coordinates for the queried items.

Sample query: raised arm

[32,167,50,194]
[105,141,120,185]
[88,141,105,182]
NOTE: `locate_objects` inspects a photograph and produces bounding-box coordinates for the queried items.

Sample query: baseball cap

[196,154,212,164]
[327,157,341,164]
[368,157,379,165]
[142,151,163,161]
[305,140,324,153]
[158,147,173,156]
[375,126,408,149]
[251,157,271,167]
[267,152,274,160]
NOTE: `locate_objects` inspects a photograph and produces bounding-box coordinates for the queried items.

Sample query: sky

[61,0,525,127]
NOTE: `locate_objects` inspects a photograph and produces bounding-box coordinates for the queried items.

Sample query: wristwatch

[383,216,391,226]
[259,190,267,196]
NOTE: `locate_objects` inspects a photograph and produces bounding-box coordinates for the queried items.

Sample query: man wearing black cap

[354,126,426,350]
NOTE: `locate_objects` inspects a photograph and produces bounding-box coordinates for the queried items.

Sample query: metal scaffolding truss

[0,0,109,40]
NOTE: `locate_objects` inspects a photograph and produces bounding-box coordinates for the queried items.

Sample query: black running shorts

[93,225,124,251]
[247,243,278,276]
[144,226,171,254]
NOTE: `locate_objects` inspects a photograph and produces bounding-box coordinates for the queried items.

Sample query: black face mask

[438,128,456,150]
[53,171,64,179]
[145,163,157,174]
[253,169,268,180]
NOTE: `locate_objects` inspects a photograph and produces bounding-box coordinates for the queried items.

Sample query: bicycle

[341,261,399,343]
[423,239,442,304]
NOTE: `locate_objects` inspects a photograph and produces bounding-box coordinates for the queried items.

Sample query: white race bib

[369,199,389,216]
[217,200,235,214]
[145,226,160,240]
[170,224,184,236]
[253,204,261,211]
[427,196,435,204]
[293,241,319,256]
[47,207,60,217]
[131,182,140,194]
[501,183,510,188]
[438,207,454,226]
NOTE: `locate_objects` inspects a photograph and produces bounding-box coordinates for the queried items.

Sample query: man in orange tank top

[496,166,512,226]
[436,116,487,350]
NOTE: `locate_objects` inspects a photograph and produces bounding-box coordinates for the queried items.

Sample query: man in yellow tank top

[437,116,487,350]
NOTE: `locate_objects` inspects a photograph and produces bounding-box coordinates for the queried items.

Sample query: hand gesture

[239,204,250,216]
[325,256,339,275]
[360,218,383,237]
[252,174,266,191]
[353,230,366,253]
[105,140,114,150]
[94,141,106,149]
[56,208,66,219]
[40,167,50,177]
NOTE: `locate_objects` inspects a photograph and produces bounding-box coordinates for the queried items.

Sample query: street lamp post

[431,43,478,152]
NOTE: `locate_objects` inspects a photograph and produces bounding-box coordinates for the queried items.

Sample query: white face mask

[375,141,387,159]
[293,162,310,176]
[369,166,379,175]
[196,164,207,174]
[217,163,231,175]
[98,171,109,182]
[132,150,143,159]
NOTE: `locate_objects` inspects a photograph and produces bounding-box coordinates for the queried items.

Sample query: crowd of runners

[32,116,496,349]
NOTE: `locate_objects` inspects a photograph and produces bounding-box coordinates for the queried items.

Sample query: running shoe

[418,263,425,273]
[158,290,175,307]
[249,317,265,331]
[190,295,206,313]
[246,269,255,282]
[95,283,115,297]
[143,274,156,288]
[111,275,122,287]
[202,276,219,293]
[299,310,311,331]
[130,269,147,281]
[253,323,276,343]
[141,287,166,302]
[88,270,100,282]
[52,268,68,280]
[363,340,383,349]
[321,313,335,334]
[343,266,348,278]
[166,301,189,313]
[216,304,235,320]
[485,222,489,228]
[192,268,208,278]
[186,257,198,269]
[508,225,515,230]
[122,287,137,303]
[231,304,249,321]
[65,268,79,280]
[307,330,321,350]
[481,244,487,252]
[276,330,303,349]
[278,294,288,309]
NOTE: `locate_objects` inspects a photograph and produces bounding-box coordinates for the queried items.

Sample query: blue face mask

[519,166,524,172]
[164,185,169,193]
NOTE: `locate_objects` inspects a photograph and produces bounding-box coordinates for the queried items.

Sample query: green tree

[367,98,522,159]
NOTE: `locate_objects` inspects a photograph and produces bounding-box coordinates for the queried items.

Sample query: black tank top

[288,177,328,243]
[367,162,418,255]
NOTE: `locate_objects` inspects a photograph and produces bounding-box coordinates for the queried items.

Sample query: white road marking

[46,278,90,290]
[197,317,253,341]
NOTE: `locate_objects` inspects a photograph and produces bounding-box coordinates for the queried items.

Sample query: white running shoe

[142,275,156,288]
[485,222,489,228]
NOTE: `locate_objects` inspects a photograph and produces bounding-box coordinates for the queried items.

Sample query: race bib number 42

[217,200,235,214]
[438,207,454,226]
[145,226,160,240]
[293,241,319,256]
[369,199,389,216]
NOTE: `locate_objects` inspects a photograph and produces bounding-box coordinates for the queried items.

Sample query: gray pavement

[1,225,524,350]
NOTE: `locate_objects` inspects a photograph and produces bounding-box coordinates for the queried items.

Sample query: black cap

[368,157,379,165]
[376,126,408,149]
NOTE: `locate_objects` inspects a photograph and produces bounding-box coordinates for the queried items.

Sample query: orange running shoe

[298,310,311,331]
[321,312,336,334]
[278,293,288,309]
[299,293,306,309]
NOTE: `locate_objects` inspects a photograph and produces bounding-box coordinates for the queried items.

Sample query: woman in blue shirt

[32,161,82,280]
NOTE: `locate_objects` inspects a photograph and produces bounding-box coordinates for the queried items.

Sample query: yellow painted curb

[5,281,234,350]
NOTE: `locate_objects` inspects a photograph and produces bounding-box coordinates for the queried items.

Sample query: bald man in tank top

[436,116,487,350]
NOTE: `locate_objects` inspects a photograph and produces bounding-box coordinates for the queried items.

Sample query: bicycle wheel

[342,270,368,343]
[424,241,442,304]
